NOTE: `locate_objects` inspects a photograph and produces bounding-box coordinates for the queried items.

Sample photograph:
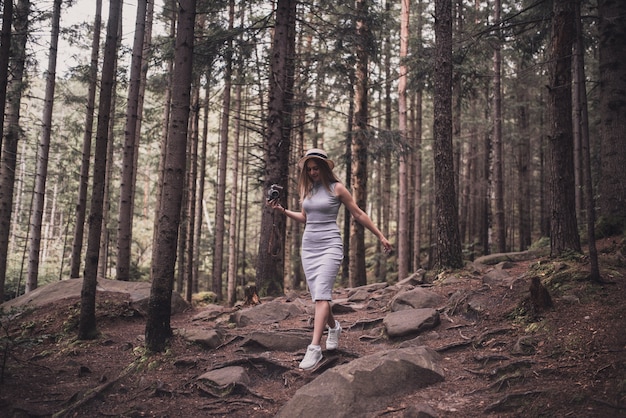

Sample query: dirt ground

[1,238,625,418]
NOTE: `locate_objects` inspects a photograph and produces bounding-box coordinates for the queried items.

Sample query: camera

[267,184,283,202]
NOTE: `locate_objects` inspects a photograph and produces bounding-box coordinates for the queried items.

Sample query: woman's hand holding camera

[267,199,286,214]
[266,184,286,213]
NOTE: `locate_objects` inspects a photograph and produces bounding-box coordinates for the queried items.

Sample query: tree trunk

[227,50,242,305]
[25,0,61,292]
[376,0,391,283]
[412,0,424,270]
[193,82,210,294]
[433,0,463,269]
[212,0,234,301]
[0,0,13,153]
[575,1,600,282]
[117,0,148,281]
[516,58,531,251]
[184,80,200,302]
[342,92,354,286]
[597,0,626,230]
[255,0,296,297]
[413,88,423,270]
[0,0,29,303]
[238,129,250,289]
[350,0,370,287]
[227,0,243,306]
[452,0,463,247]
[152,0,176,263]
[70,0,102,280]
[145,0,196,352]
[492,0,506,253]
[132,0,153,219]
[78,0,121,340]
[547,0,581,257]
[98,0,124,281]
[397,0,410,281]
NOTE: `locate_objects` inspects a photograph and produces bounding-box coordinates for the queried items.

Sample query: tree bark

[193,82,210,294]
[98,0,124,280]
[117,0,148,281]
[575,1,600,282]
[397,0,410,281]
[350,0,370,287]
[212,0,234,301]
[0,0,13,153]
[184,80,200,302]
[70,0,102,280]
[492,0,506,254]
[547,0,581,256]
[152,0,175,264]
[597,0,626,230]
[516,58,531,251]
[0,0,30,302]
[433,0,463,269]
[78,0,122,340]
[145,0,196,352]
[25,0,61,292]
[255,0,296,297]
[227,0,243,306]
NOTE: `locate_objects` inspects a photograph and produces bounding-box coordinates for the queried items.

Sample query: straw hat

[298,148,335,170]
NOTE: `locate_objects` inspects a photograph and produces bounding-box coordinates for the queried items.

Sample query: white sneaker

[326,320,342,350]
[299,345,323,370]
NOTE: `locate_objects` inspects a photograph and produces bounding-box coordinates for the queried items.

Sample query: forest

[0,0,625,350]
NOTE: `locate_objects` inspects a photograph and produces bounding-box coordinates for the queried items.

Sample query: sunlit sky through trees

[33,0,165,77]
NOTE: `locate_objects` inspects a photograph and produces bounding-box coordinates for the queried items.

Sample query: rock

[332,301,361,313]
[177,328,223,349]
[346,282,389,302]
[511,336,536,356]
[198,366,249,387]
[229,300,303,327]
[403,403,439,418]
[347,288,371,302]
[467,295,488,315]
[192,304,230,321]
[241,331,310,352]
[0,278,190,315]
[496,261,515,270]
[276,346,444,418]
[397,269,427,286]
[482,268,512,286]
[474,250,547,265]
[383,308,440,338]
[561,294,580,304]
[390,287,445,312]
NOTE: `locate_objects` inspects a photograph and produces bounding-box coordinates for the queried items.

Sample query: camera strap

[268,210,283,257]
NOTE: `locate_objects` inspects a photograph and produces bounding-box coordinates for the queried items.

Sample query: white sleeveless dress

[301,182,343,301]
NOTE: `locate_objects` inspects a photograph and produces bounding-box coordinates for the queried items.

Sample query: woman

[270,148,393,370]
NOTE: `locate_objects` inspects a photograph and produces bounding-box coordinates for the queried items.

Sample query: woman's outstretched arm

[334,183,393,253]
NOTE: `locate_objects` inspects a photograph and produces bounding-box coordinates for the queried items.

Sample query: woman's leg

[312,300,335,345]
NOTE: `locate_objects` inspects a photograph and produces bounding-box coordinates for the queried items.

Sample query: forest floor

[0,237,625,418]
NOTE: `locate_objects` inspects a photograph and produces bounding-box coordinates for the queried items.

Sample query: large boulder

[276,346,444,418]
[1,278,189,315]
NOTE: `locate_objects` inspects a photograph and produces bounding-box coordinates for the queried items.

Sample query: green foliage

[62,304,81,333]
[192,291,217,306]
[129,263,150,282]
[529,237,550,251]
[595,215,626,238]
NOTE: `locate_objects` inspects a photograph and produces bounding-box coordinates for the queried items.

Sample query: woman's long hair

[297,158,341,202]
